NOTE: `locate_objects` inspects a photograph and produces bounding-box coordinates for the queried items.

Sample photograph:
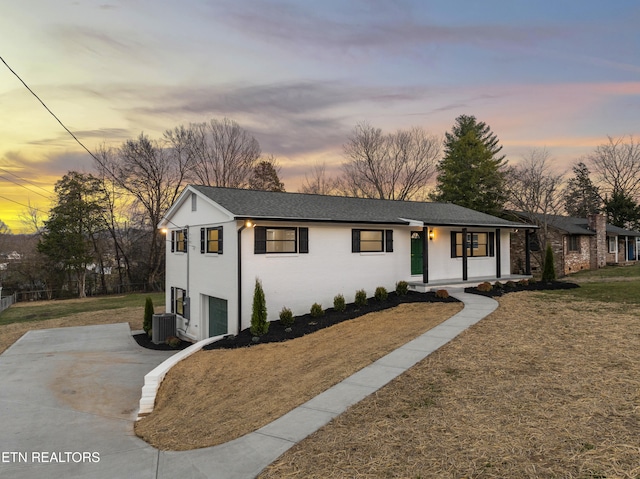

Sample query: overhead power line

[0,194,49,215]
[0,174,50,200]
[0,166,52,195]
[0,54,105,168]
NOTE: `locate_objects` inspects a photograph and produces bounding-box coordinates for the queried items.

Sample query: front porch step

[408,274,532,294]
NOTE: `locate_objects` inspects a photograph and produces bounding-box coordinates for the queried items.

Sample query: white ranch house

[160,186,530,342]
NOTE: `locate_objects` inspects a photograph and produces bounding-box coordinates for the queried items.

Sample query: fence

[0,293,16,314]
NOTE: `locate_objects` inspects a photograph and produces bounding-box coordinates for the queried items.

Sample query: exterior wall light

[428,229,435,241]
[245,220,254,228]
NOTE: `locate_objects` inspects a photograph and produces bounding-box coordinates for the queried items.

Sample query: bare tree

[588,135,640,198]
[299,162,340,195]
[95,133,192,289]
[183,118,261,188]
[506,148,565,261]
[19,200,45,234]
[340,122,439,201]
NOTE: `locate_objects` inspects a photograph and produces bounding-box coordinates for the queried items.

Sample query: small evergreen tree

[250,278,269,337]
[143,296,154,337]
[542,244,556,282]
[563,162,602,217]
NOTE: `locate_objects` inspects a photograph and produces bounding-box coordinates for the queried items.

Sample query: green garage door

[208,296,228,337]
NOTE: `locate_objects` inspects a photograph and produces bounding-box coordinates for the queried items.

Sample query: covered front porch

[408,274,532,293]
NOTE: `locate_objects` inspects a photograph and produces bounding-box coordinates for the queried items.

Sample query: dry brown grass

[134,302,462,450]
[0,306,158,354]
[260,292,640,479]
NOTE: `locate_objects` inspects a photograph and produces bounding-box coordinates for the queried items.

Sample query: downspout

[237,221,249,335]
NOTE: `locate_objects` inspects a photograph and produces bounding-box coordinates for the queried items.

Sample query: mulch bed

[132,332,192,351]
[465,280,580,297]
[204,291,458,350]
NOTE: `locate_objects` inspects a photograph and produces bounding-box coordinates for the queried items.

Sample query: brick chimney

[588,213,607,269]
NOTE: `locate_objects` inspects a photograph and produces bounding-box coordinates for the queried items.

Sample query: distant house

[159,186,531,342]
[510,213,640,276]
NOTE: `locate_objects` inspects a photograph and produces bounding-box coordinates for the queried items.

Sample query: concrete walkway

[0,292,497,479]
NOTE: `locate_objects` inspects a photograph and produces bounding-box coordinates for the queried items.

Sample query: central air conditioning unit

[152,313,177,345]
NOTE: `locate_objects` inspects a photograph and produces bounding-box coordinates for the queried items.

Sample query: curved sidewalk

[159,292,498,479]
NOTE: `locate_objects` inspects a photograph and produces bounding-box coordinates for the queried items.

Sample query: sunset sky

[1,0,639,232]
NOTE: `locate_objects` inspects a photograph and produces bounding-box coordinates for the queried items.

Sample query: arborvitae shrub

[355,289,368,307]
[542,244,557,282]
[477,282,492,292]
[435,289,449,299]
[250,278,269,337]
[395,281,409,296]
[279,307,294,327]
[374,286,388,302]
[310,303,324,317]
[143,296,154,337]
[333,294,346,312]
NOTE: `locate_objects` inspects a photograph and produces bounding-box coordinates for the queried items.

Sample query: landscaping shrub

[333,294,346,312]
[355,289,368,307]
[310,303,324,317]
[165,336,181,348]
[250,278,269,337]
[494,281,503,290]
[279,307,294,328]
[542,244,557,282]
[505,280,516,289]
[518,279,529,286]
[395,280,409,296]
[143,296,154,337]
[374,286,388,302]
[435,289,449,299]
[477,282,493,292]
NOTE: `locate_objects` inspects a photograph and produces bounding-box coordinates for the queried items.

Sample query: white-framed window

[608,236,617,253]
[451,232,493,258]
[171,229,187,253]
[254,226,309,254]
[201,226,223,254]
[352,229,393,253]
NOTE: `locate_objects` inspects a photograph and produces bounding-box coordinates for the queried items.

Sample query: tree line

[1,114,639,298]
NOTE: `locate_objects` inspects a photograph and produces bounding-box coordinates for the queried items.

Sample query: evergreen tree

[542,244,556,282]
[250,278,269,337]
[37,172,106,298]
[249,157,285,192]
[432,115,507,215]
[143,296,154,337]
[604,190,640,229]
[563,162,602,217]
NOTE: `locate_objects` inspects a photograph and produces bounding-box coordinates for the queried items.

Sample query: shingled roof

[513,212,640,237]
[190,186,528,228]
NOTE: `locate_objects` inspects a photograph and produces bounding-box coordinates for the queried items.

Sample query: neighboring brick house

[510,213,640,277]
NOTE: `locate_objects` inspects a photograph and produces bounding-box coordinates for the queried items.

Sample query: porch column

[462,227,468,281]
[422,226,429,284]
[495,228,501,278]
[525,229,532,275]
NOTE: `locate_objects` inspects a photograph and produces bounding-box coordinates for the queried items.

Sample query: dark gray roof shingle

[512,212,640,236]
[191,186,528,228]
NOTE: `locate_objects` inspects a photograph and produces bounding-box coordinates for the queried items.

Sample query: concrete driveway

[0,323,175,479]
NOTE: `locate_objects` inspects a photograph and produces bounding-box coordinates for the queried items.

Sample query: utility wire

[0,194,49,215]
[0,166,52,195]
[0,54,105,168]
[0,174,50,200]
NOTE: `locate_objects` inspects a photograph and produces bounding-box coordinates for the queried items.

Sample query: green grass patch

[570,263,640,280]
[541,280,640,304]
[0,292,165,326]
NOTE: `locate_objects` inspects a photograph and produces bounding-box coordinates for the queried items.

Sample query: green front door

[411,231,423,275]
[208,296,228,337]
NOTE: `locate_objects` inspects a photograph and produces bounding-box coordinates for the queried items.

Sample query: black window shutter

[385,230,394,252]
[170,287,175,313]
[183,228,188,252]
[255,226,267,254]
[450,231,457,258]
[218,226,223,254]
[489,232,495,257]
[352,230,361,253]
[299,227,309,253]
[200,228,205,254]
[171,231,175,252]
